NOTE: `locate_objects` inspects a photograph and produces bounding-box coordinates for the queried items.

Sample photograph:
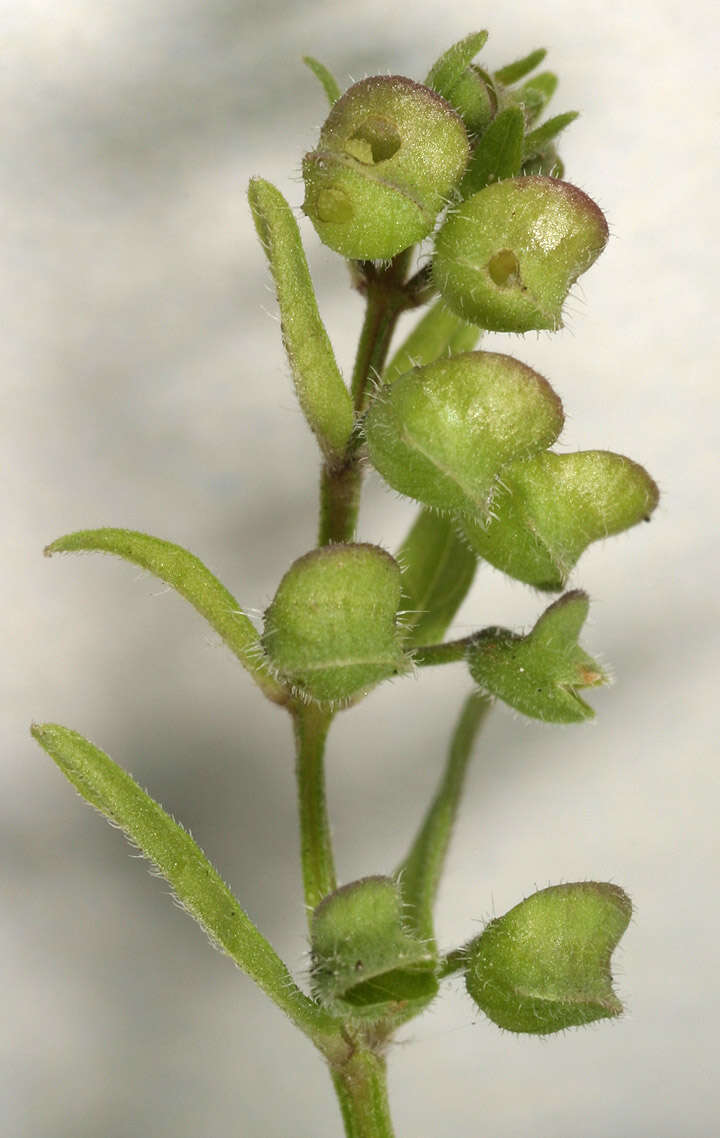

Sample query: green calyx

[365,350,564,518]
[467,591,608,723]
[302,75,470,260]
[262,543,409,705]
[462,449,659,590]
[443,65,496,136]
[433,176,608,331]
[311,876,438,1021]
[464,882,632,1034]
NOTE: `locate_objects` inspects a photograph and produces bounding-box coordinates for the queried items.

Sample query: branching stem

[331,1049,396,1138]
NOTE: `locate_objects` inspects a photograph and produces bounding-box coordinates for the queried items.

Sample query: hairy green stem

[438,947,467,979]
[318,458,363,546]
[398,692,492,941]
[331,1048,396,1138]
[319,257,412,546]
[412,636,476,668]
[292,701,337,923]
[350,282,406,412]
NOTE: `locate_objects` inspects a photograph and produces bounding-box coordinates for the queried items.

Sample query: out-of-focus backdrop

[4,2,718,1135]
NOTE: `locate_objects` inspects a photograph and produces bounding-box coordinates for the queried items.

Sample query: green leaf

[365,351,564,519]
[31,723,338,1044]
[425,31,489,97]
[458,106,525,198]
[397,693,491,942]
[494,48,547,86]
[311,876,438,1021]
[523,110,579,160]
[461,450,660,590]
[248,178,354,462]
[44,528,285,702]
[397,508,477,648]
[464,882,632,1034]
[303,55,341,106]
[518,71,558,126]
[468,591,608,723]
[383,300,481,387]
[262,544,410,705]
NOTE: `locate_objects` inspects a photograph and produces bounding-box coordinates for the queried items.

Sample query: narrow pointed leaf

[397,693,491,942]
[248,178,354,461]
[383,300,481,387]
[32,723,338,1043]
[302,55,342,106]
[464,882,632,1034]
[397,508,477,648]
[523,110,579,159]
[425,31,489,97]
[494,48,547,86]
[45,528,285,702]
[519,71,558,125]
[459,105,524,197]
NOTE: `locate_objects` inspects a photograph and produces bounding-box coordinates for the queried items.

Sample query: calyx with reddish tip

[433,176,609,331]
[468,590,608,723]
[303,76,470,260]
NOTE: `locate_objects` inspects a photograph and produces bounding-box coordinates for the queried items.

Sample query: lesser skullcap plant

[33,31,659,1137]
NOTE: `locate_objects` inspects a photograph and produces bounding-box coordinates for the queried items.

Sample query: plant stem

[292,700,337,923]
[438,947,467,979]
[350,277,406,412]
[331,1047,396,1138]
[397,691,492,940]
[318,457,363,547]
[318,257,412,546]
[412,636,476,667]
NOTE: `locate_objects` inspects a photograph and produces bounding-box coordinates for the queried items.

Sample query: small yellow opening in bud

[345,116,401,165]
[488,249,521,288]
[315,186,354,224]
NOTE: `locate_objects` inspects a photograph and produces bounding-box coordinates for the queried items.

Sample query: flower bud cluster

[255,37,659,716]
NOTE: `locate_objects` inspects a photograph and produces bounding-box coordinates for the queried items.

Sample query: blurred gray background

[4,1,719,1135]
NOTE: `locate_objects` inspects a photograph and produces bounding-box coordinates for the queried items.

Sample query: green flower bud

[443,65,497,136]
[468,591,608,723]
[462,450,659,590]
[365,350,563,518]
[311,876,438,1020]
[433,176,609,331]
[464,882,632,1034]
[302,76,470,260]
[520,144,564,179]
[262,543,408,704]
